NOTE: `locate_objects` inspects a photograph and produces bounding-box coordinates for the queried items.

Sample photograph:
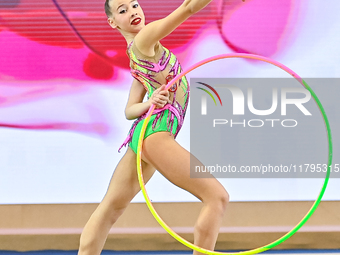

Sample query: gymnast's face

[107,0,145,33]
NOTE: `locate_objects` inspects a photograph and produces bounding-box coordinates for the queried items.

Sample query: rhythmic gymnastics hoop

[136,53,333,255]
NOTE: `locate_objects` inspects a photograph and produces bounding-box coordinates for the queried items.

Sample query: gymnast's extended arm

[134,0,214,56]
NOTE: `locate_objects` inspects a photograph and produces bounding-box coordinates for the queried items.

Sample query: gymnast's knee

[205,190,229,215]
[218,190,229,212]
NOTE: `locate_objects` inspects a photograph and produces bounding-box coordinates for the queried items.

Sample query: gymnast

[78,1,229,254]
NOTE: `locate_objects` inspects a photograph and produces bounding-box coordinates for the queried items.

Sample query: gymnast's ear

[108,17,118,29]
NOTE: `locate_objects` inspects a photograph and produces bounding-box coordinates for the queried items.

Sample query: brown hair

[104,0,112,18]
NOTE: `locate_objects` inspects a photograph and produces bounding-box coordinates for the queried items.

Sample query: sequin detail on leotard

[118,41,190,153]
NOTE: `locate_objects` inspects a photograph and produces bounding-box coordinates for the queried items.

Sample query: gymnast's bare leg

[142,132,229,255]
[78,146,156,255]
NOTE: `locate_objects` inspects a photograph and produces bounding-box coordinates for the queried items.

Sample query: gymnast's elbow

[182,0,195,14]
[125,113,134,121]
[125,109,142,121]
[124,109,134,120]
[182,0,213,14]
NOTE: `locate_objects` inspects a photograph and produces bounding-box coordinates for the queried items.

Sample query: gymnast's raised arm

[134,0,213,56]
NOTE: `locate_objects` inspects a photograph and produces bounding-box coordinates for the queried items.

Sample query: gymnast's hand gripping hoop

[136,53,333,255]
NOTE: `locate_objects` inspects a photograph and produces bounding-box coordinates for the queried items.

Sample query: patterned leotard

[118,40,189,153]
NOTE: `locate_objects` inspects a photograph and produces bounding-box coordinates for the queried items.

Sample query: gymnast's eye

[119,8,127,14]
[133,3,139,8]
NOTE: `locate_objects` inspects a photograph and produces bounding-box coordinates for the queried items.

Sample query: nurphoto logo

[197,82,312,128]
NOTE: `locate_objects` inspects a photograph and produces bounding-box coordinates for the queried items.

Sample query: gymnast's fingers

[154,84,165,95]
[151,93,163,108]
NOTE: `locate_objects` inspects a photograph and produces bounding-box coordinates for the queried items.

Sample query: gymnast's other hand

[149,84,171,109]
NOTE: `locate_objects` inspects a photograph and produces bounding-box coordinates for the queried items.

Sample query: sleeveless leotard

[118,40,189,153]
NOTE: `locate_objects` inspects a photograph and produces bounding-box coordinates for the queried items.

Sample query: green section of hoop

[260,79,333,251]
[135,57,332,255]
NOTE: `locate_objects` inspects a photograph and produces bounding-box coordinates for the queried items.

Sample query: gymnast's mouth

[131,18,141,25]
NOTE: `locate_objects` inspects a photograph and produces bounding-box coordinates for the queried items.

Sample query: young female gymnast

[78,1,229,254]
